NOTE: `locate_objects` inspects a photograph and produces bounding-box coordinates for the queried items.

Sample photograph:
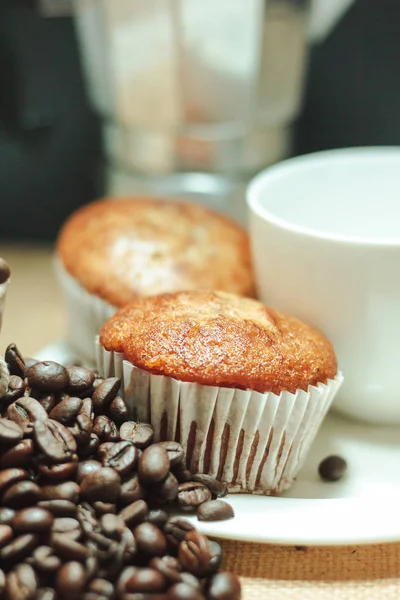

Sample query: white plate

[36,341,400,546]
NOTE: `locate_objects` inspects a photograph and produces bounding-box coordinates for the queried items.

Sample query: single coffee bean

[38,459,78,481]
[100,513,125,540]
[206,572,241,600]
[3,480,42,508]
[41,481,80,503]
[56,561,87,599]
[171,463,193,483]
[33,546,61,572]
[121,526,137,557]
[81,467,121,503]
[93,415,119,442]
[125,568,167,593]
[79,397,94,422]
[92,378,120,412]
[68,415,92,445]
[97,441,139,475]
[154,442,185,467]
[0,524,13,548]
[164,518,195,550]
[87,578,114,598]
[197,500,234,522]
[66,367,96,395]
[52,535,90,562]
[0,569,5,596]
[120,421,154,449]
[177,482,212,511]
[5,344,26,378]
[167,582,205,600]
[109,396,128,425]
[116,566,138,595]
[318,455,347,482]
[134,522,167,558]
[49,397,82,425]
[7,397,48,433]
[12,507,54,533]
[38,500,77,517]
[36,588,57,600]
[76,460,103,483]
[139,446,170,485]
[208,541,223,574]
[153,472,179,502]
[37,394,57,413]
[120,473,146,505]
[34,419,77,463]
[52,517,82,539]
[0,418,23,444]
[6,563,38,600]
[146,509,169,529]
[119,500,149,528]
[26,361,69,392]
[150,556,182,584]
[78,433,100,459]
[0,467,29,494]
[2,375,26,402]
[0,507,15,525]
[192,475,228,499]
[0,438,34,468]
[179,530,214,578]
[93,501,116,516]
[0,533,39,561]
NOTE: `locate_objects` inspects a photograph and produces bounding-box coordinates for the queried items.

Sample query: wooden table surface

[1,244,399,599]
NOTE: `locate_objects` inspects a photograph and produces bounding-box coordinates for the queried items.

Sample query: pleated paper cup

[55,258,116,364]
[96,338,343,495]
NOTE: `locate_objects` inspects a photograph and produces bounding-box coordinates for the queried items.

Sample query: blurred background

[0,0,399,240]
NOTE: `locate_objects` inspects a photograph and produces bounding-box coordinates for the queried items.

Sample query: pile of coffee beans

[0,344,240,600]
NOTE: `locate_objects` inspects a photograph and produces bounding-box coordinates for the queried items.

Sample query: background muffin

[98,291,342,495]
[56,197,255,360]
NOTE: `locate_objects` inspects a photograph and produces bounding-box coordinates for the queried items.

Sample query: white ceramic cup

[247,147,400,424]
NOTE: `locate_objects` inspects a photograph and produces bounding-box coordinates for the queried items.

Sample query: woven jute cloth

[1,246,400,599]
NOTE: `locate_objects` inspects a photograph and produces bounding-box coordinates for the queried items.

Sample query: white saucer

[36,341,400,546]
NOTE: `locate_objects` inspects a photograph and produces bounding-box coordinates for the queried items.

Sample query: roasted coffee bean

[119,499,149,528]
[146,509,169,529]
[97,441,139,475]
[56,561,87,599]
[150,556,182,584]
[87,578,114,598]
[153,472,179,502]
[49,397,82,425]
[39,458,78,481]
[0,507,15,525]
[36,588,56,600]
[2,375,26,402]
[79,433,100,459]
[52,517,82,541]
[139,446,170,484]
[167,582,205,600]
[52,535,90,561]
[172,464,193,483]
[0,467,29,494]
[208,541,223,573]
[37,394,57,414]
[41,481,80,503]
[125,568,167,594]
[38,500,77,517]
[26,361,69,392]
[0,524,13,548]
[23,358,37,369]
[109,396,128,424]
[206,572,241,600]
[164,518,195,550]
[3,480,42,508]
[6,563,38,600]
[192,475,228,499]
[179,530,214,578]
[80,397,94,422]
[66,367,96,395]
[93,501,116,516]
[33,545,61,572]
[68,415,92,445]
[34,419,77,463]
[12,507,54,533]
[0,418,23,444]
[7,397,48,433]
[100,514,125,540]
[197,500,234,522]
[81,467,121,503]
[177,482,212,511]
[134,523,167,558]
[0,569,5,596]
[0,533,39,561]
[154,442,184,467]
[93,415,119,442]
[5,344,26,378]
[120,422,154,449]
[92,378,120,412]
[76,460,102,483]
[120,473,146,505]
[318,455,347,482]
[0,439,34,468]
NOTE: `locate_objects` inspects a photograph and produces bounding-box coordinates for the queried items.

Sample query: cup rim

[247,146,400,247]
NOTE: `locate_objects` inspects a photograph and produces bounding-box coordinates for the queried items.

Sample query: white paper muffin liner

[55,258,116,364]
[96,338,343,495]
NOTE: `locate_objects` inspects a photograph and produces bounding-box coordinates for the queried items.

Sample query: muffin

[97,290,343,495]
[56,197,255,361]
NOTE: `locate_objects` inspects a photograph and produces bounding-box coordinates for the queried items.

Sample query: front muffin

[56,198,255,361]
[98,291,342,495]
